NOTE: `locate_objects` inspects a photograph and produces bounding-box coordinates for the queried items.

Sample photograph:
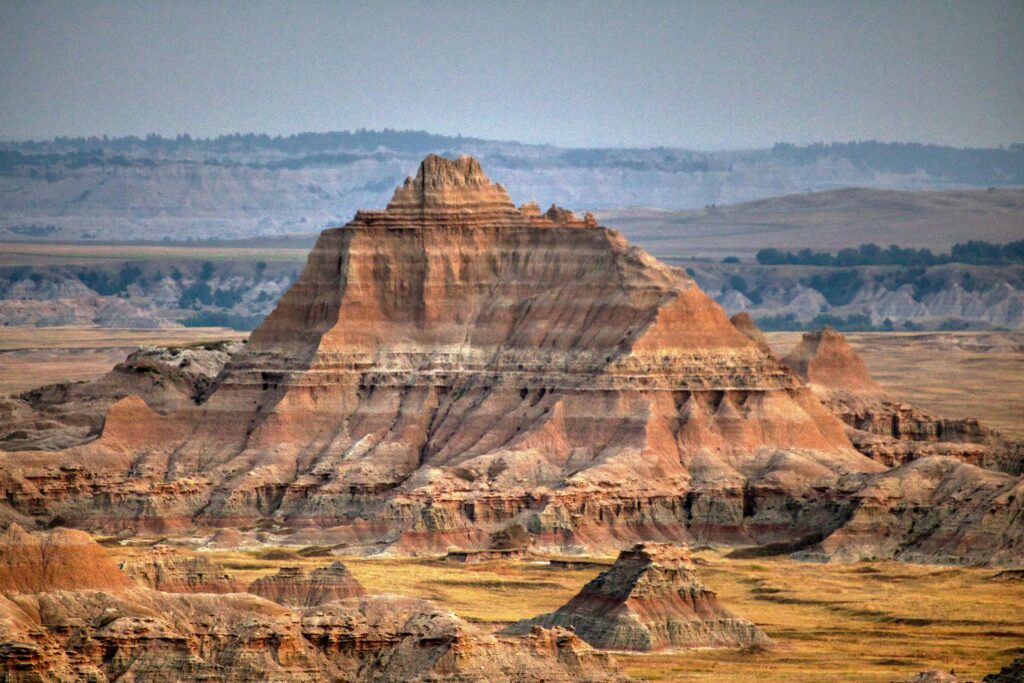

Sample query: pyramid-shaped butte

[507,543,770,651]
[0,154,882,553]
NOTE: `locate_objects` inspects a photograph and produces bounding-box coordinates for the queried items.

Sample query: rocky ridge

[0,340,242,451]
[781,326,1022,474]
[118,546,240,593]
[506,542,770,651]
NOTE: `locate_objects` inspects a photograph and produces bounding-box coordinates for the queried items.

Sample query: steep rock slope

[506,543,770,651]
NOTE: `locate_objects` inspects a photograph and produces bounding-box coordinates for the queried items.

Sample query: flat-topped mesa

[507,542,770,651]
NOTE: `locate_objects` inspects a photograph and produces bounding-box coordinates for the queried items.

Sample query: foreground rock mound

[248,562,366,607]
[0,523,132,592]
[507,543,770,651]
[118,546,240,593]
[0,527,626,682]
[781,327,1022,474]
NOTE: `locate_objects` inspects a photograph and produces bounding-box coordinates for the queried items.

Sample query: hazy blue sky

[2,1,1022,149]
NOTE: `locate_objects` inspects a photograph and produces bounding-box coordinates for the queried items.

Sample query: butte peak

[382,152,518,217]
[409,153,492,190]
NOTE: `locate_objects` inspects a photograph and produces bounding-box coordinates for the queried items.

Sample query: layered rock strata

[506,542,770,651]
[0,154,1020,565]
[248,562,366,607]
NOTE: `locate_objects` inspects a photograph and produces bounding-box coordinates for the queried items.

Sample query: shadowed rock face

[0,525,628,682]
[506,543,770,651]
[248,562,366,607]
[0,155,1019,565]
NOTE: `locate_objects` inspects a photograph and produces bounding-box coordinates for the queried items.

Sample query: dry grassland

[104,542,1024,682]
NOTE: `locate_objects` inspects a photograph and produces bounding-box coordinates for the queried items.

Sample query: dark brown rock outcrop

[248,562,366,607]
[506,543,770,651]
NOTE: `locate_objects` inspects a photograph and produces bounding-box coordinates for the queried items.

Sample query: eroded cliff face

[1,155,1018,565]
[506,543,770,651]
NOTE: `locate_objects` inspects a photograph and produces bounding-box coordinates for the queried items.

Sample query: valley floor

[103,541,1024,682]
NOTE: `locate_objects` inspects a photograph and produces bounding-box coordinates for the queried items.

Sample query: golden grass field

[767,331,1024,439]
[0,326,246,394]
[103,542,1024,682]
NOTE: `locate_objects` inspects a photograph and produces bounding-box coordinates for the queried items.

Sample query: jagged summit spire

[345,153,597,228]
[384,153,517,214]
[410,154,492,190]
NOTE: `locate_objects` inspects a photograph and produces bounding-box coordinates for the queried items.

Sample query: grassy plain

[104,542,1024,682]
[767,331,1024,439]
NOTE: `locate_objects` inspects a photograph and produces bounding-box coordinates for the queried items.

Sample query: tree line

[756,240,1024,267]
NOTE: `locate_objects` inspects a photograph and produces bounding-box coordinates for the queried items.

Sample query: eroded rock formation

[0,340,241,451]
[0,154,1020,565]
[0,525,627,682]
[506,542,769,651]
[248,562,365,607]
[119,546,240,593]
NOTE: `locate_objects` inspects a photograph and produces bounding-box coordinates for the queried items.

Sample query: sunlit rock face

[17,153,1006,560]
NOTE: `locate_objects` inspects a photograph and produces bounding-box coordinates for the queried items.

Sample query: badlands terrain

[0,154,1021,681]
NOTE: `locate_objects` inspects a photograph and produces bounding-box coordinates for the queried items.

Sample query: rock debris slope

[0,154,1020,565]
[506,543,770,651]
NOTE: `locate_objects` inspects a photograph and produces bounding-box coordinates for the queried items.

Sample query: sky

[1,1,1023,149]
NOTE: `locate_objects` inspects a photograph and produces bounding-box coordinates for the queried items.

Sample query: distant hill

[599,187,1024,259]
[0,132,1022,242]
